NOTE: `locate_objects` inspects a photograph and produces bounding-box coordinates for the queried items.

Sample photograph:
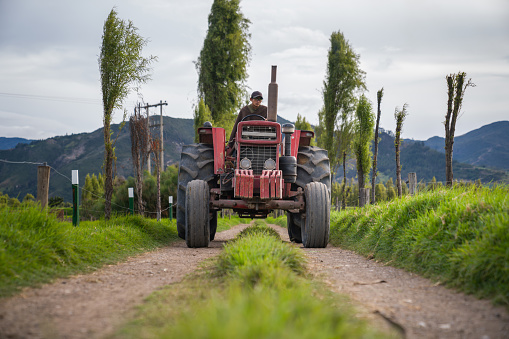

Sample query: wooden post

[72,170,79,226]
[128,187,134,215]
[37,163,50,209]
[408,172,417,195]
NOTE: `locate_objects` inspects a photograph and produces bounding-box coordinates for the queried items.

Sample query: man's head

[250,91,263,108]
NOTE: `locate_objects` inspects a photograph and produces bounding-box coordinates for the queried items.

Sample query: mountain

[423,121,509,171]
[1,118,507,202]
[372,130,508,184]
[0,116,194,202]
[0,137,34,150]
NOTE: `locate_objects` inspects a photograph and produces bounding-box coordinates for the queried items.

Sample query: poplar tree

[445,72,474,186]
[99,8,156,219]
[371,88,383,204]
[318,30,366,176]
[353,95,375,205]
[394,104,409,198]
[195,0,251,138]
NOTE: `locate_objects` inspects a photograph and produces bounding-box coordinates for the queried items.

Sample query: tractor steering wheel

[240,114,267,122]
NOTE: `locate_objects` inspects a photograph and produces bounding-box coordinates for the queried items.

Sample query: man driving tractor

[227,91,267,152]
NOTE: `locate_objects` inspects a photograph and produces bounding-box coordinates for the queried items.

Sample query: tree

[394,104,408,198]
[371,88,383,204]
[99,8,156,219]
[129,106,150,215]
[195,0,251,138]
[445,72,474,186]
[318,30,366,177]
[193,98,214,142]
[353,95,375,205]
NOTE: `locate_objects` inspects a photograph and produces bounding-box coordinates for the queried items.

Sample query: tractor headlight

[264,158,276,170]
[240,157,252,170]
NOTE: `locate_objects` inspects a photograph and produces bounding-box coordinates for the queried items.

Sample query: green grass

[0,205,247,298]
[329,184,509,306]
[112,225,392,339]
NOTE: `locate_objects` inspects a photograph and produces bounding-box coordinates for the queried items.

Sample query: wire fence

[0,159,172,217]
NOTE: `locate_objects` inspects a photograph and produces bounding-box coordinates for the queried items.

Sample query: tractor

[177,66,331,248]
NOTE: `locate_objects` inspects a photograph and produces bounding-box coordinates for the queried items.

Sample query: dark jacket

[228,104,268,147]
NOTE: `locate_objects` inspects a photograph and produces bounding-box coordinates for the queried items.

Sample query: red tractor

[177,67,331,248]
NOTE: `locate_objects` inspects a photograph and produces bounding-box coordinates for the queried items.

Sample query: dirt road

[1,224,508,339]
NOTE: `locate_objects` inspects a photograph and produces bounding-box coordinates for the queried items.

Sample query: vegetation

[394,103,409,197]
[195,0,251,140]
[113,224,390,339]
[444,72,475,186]
[99,8,156,219]
[352,95,375,204]
[0,203,177,297]
[329,184,509,306]
[317,30,366,177]
[371,88,383,204]
[0,199,247,298]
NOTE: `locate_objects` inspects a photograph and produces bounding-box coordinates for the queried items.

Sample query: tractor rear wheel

[302,182,330,248]
[185,180,210,248]
[177,144,217,240]
[295,146,331,192]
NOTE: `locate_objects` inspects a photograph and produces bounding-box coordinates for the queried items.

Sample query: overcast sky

[1,0,508,141]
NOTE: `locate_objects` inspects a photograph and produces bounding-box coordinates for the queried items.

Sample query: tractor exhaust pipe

[267,65,278,122]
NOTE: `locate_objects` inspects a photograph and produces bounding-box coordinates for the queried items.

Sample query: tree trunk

[104,124,113,220]
[395,143,402,198]
[341,151,347,210]
[357,156,364,206]
[371,88,383,204]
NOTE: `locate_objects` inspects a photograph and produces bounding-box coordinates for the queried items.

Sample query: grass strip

[0,204,247,298]
[113,224,392,339]
[329,184,509,306]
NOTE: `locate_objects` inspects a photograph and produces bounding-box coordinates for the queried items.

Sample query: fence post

[169,196,173,220]
[128,188,134,215]
[37,162,50,209]
[72,170,79,226]
[408,172,417,195]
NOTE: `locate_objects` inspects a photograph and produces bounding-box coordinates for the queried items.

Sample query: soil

[1,223,508,339]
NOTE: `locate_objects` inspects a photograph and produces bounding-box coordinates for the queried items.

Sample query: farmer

[227,91,267,153]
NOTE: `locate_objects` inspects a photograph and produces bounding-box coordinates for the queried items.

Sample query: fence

[0,159,174,225]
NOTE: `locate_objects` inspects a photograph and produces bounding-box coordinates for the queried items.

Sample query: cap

[250,91,263,99]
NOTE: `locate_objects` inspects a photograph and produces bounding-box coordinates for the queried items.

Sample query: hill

[0,116,194,202]
[373,130,508,184]
[0,137,33,150]
[423,121,509,171]
[1,118,507,202]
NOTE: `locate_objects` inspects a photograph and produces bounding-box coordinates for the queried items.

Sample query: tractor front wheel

[302,182,330,248]
[185,180,210,248]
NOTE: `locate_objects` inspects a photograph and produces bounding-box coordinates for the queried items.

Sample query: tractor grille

[241,125,277,141]
[239,145,278,175]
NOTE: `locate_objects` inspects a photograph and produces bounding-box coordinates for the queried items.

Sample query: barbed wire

[0,159,173,216]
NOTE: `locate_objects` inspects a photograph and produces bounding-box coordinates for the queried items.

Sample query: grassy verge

[0,205,246,298]
[112,224,392,339]
[329,184,509,306]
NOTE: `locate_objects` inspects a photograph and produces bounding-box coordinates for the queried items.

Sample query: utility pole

[140,101,167,173]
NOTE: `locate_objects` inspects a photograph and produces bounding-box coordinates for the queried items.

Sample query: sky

[0,0,508,141]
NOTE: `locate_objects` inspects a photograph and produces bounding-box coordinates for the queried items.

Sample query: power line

[0,92,101,105]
